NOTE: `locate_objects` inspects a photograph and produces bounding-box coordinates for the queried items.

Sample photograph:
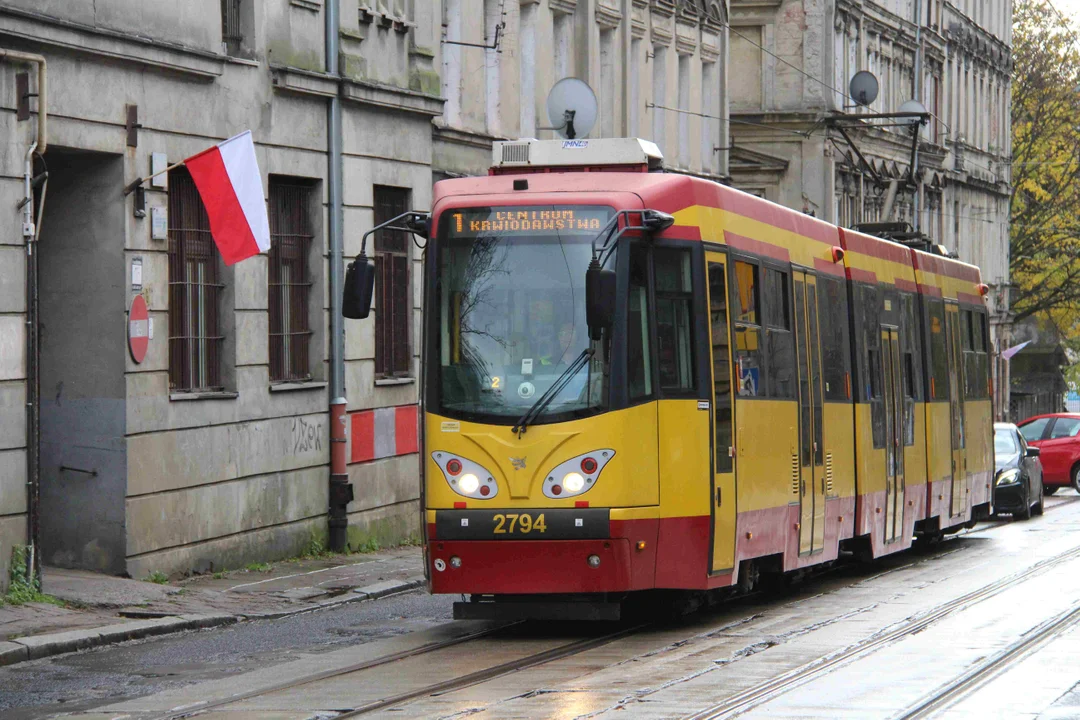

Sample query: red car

[1018,413,1080,494]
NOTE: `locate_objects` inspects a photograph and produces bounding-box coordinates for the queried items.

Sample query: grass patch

[3,546,64,607]
[355,537,382,554]
[212,571,228,580]
[146,571,169,585]
[245,562,273,573]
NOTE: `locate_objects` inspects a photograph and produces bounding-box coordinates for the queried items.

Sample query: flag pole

[123,159,186,196]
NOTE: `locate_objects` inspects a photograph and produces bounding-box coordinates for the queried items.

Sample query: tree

[1010,0,1080,324]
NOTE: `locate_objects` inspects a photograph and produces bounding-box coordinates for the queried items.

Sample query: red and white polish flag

[184,130,271,266]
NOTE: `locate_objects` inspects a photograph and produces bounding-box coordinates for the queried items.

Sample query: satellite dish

[849,71,879,107]
[897,99,928,125]
[546,78,598,140]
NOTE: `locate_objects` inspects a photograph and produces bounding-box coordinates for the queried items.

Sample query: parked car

[1017,413,1080,494]
[994,422,1044,519]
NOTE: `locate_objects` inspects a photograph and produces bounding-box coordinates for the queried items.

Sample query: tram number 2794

[493,512,547,535]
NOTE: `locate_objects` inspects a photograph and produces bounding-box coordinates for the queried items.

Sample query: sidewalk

[0,546,425,667]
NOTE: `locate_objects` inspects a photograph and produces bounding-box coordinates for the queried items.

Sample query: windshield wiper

[511,348,594,438]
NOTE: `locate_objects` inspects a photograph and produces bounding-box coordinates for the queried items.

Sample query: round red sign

[128,294,149,364]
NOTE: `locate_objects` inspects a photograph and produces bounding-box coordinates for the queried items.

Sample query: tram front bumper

[428,538,635,594]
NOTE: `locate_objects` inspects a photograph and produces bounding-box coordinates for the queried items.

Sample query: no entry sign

[128,294,149,364]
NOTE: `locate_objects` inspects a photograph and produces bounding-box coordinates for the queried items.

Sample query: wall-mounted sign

[129,294,149,364]
[151,207,167,240]
[151,152,168,189]
[131,257,143,290]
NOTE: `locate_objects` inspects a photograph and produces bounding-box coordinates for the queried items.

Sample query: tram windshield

[434,206,613,424]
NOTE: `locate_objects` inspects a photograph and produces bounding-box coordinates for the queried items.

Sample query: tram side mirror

[586,262,617,340]
[343,254,376,320]
[1026,446,1041,458]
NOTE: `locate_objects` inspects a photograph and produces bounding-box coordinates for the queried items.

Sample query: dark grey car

[994,422,1044,519]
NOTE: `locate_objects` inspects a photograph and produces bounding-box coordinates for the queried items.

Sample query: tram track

[682,541,1080,720]
[155,500,1080,720]
[895,603,1080,720]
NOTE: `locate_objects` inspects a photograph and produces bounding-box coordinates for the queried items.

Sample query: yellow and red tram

[411,139,992,619]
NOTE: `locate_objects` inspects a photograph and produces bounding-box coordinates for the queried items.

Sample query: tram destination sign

[446,206,611,238]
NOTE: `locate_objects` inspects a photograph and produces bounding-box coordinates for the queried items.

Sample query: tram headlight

[459,473,480,494]
[995,469,1020,486]
[432,452,498,500]
[543,450,616,499]
[563,472,585,493]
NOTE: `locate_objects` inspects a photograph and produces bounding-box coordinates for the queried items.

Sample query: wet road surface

[4,493,1080,719]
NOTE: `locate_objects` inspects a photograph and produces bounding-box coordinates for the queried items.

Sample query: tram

[344,138,994,620]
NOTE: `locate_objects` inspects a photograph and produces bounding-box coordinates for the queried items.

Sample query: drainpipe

[325,0,351,552]
[5,49,48,586]
[912,0,923,233]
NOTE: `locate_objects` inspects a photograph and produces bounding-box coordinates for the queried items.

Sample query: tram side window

[926,299,949,400]
[963,309,990,400]
[732,260,764,397]
[900,293,920,445]
[817,275,851,401]
[763,267,795,399]
[655,248,696,394]
[628,244,653,401]
[859,285,886,448]
[709,263,734,473]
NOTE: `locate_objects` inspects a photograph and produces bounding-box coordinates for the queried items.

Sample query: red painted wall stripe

[350,410,375,464]
[395,405,419,456]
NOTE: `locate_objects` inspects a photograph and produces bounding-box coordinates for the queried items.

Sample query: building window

[168,168,223,392]
[268,179,314,383]
[220,0,252,57]
[374,185,412,378]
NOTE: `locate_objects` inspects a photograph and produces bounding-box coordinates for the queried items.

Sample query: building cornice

[0,5,225,80]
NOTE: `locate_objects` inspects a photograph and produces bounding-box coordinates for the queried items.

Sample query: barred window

[268,180,314,383]
[220,0,248,56]
[168,167,223,392]
[374,185,412,378]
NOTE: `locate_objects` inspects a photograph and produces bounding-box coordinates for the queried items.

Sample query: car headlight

[543,450,616,499]
[996,469,1020,486]
[432,452,498,499]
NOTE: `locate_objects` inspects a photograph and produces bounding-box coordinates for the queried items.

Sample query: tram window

[732,260,764,397]
[655,249,695,393]
[973,310,986,352]
[859,284,886,448]
[734,261,759,325]
[763,268,790,329]
[709,263,734,473]
[763,268,794,398]
[628,244,653,400]
[960,310,974,351]
[926,299,949,400]
[817,276,851,401]
[900,293,922,402]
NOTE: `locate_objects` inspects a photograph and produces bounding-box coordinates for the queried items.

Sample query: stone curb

[0,613,236,667]
[240,577,426,620]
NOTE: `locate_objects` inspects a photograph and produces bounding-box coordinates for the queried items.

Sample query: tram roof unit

[490,138,665,175]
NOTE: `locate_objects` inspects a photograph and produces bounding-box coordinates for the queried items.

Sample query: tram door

[793,271,826,556]
[706,253,737,574]
[882,328,906,542]
[944,304,967,517]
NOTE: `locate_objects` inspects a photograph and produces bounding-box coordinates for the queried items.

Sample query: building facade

[435,0,731,181]
[0,0,443,587]
[1,0,736,588]
[727,0,1013,416]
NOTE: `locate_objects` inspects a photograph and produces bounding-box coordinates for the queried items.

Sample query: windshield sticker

[518,382,536,399]
[521,358,533,375]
